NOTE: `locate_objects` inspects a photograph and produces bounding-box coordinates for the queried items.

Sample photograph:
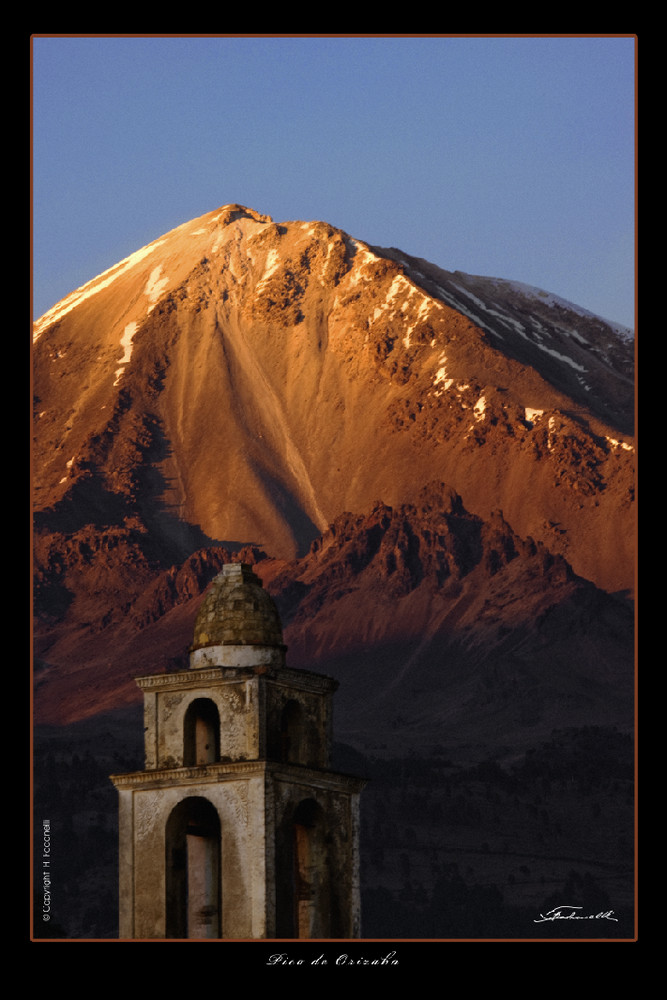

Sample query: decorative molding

[135,665,337,695]
[110,760,366,794]
[136,669,226,690]
[110,760,268,789]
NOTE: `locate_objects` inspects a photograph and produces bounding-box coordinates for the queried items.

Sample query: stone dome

[190,563,285,668]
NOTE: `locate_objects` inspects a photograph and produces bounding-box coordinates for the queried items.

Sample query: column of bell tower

[111,562,365,940]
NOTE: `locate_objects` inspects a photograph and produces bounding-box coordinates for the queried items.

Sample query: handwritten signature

[534,905,618,924]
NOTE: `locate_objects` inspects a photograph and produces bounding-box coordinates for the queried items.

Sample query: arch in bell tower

[292,798,332,939]
[165,796,221,939]
[183,698,220,766]
[275,796,346,939]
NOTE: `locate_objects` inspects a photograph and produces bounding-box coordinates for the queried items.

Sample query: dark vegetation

[32,721,634,940]
[356,726,634,939]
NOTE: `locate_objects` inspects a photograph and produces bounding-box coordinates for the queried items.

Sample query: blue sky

[32,35,636,328]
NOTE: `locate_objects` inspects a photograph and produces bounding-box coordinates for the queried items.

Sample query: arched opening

[276,797,336,938]
[280,699,304,763]
[183,698,220,766]
[165,797,221,938]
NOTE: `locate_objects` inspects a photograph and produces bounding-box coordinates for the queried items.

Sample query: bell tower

[110,562,365,940]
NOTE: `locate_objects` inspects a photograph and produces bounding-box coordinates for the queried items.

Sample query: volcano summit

[34,205,635,744]
[32,204,636,939]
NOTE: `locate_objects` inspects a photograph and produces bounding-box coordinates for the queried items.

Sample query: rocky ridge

[32,205,635,746]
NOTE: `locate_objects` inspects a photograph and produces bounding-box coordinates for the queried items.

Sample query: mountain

[32,204,636,939]
[33,203,635,733]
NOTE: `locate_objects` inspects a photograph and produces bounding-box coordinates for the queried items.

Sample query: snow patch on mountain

[607,437,634,453]
[114,322,138,385]
[58,455,75,484]
[144,266,169,307]
[349,241,378,284]
[525,408,544,426]
[401,266,634,394]
[451,282,520,334]
[534,343,587,373]
[263,248,281,281]
[547,416,557,450]
[496,278,635,341]
[447,281,590,374]
[433,282,504,340]
[433,353,453,394]
[386,273,415,306]
[474,396,487,420]
[33,240,167,341]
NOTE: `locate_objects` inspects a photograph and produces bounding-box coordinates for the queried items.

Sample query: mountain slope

[262,481,634,755]
[31,206,636,941]
[33,204,634,593]
[34,483,633,753]
[32,204,635,730]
